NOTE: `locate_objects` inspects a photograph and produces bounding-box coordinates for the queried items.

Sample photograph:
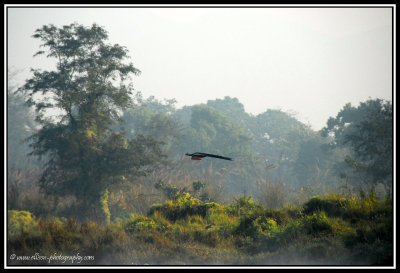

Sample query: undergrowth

[7,191,393,266]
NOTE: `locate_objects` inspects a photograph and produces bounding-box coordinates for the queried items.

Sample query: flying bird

[185,152,233,161]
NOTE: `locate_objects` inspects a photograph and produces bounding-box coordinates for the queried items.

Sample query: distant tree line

[8,23,393,221]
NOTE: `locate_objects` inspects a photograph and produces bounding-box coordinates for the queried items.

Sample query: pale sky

[6,5,394,130]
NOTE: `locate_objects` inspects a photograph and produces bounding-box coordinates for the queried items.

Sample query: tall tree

[19,23,164,221]
[249,109,315,186]
[321,99,393,187]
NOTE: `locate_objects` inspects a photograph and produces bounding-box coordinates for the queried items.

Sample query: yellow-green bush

[255,217,278,235]
[124,214,157,233]
[206,205,237,239]
[8,210,37,237]
[303,192,392,225]
[148,193,220,222]
[302,211,332,235]
[328,217,355,236]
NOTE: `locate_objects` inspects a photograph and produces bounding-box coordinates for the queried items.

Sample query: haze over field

[7,5,393,130]
[6,4,394,267]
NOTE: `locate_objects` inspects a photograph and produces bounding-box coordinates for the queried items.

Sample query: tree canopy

[19,23,165,221]
[321,99,393,186]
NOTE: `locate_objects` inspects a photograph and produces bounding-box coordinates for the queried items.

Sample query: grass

[7,191,393,266]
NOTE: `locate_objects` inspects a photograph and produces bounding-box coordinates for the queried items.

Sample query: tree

[321,99,393,187]
[291,136,338,190]
[19,23,165,221]
[248,109,316,187]
[180,105,253,160]
[7,69,39,171]
[206,96,251,127]
[118,94,183,158]
[175,104,255,195]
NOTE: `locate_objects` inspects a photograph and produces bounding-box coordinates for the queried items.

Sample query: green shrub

[193,226,221,247]
[234,214,279,239]
[234,214,258,237]
[8,210,36,237]
[262,206,301,225]
[227,195,261,217]
[36,217,86,251]
[278,219,303,245]
[327,193,391,229]
[124,214,157,233]
[328,217,355,237]
[303,195,349,217]
[343,223,393,265]
[302,211,332,235]
[148,193,219,222]
[255,217,279,234]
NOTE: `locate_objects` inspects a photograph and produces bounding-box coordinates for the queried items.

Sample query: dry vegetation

[7,189,393,266]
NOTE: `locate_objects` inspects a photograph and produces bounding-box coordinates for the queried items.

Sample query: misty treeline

[7,23,393,223]
[7,22,393,266]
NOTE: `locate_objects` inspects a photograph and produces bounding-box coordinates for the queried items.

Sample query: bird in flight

[185,152,233,161]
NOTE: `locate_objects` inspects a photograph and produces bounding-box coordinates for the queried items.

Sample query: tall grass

[7,191,393,266]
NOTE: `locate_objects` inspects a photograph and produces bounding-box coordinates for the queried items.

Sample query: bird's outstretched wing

[185,152,233,161]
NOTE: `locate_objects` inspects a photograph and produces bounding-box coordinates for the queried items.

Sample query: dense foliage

[8,193,392,265]
[321,99,393,188]
[17,23,165,221]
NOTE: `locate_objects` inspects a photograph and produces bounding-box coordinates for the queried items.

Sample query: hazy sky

[6,5,394,130]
